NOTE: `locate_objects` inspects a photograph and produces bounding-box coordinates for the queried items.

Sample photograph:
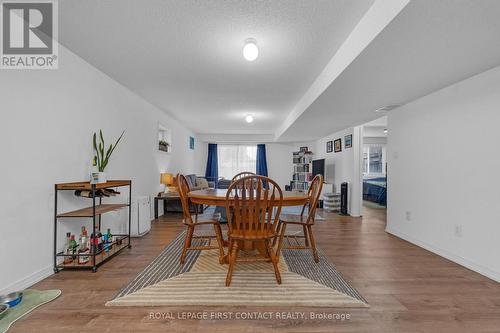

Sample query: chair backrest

[226,175,283,238]
[177,174,193,225]
[232,171,256,182]
[301,174,324,225]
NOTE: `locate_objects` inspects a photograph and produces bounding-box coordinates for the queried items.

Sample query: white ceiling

[58,0,500,142]
[59,0,374,135]
[278,0,500,141]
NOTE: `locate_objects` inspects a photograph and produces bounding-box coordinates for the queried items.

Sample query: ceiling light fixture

[243,39,258,61]
[245,114,254,123]
[383,128,388,134]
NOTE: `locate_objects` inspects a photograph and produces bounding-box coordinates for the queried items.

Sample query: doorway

[360,116,387,219]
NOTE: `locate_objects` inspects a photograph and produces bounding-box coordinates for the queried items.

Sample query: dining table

[188,188,309,258]
[188,188,309,207]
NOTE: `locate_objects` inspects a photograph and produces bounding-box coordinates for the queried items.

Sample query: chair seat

[229,228,277,240]
[183,216,220,225]
[279,214,309,224]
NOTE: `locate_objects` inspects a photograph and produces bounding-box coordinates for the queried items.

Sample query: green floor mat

[0,289,61,333]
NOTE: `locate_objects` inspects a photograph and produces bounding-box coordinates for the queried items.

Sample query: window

[218,145,257,179]
[363,144,386,176]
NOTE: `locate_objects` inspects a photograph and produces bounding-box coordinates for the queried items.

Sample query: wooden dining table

[188,188,309,259]
[188,188,309,207]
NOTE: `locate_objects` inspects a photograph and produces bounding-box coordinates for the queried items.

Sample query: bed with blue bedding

[363,177,386,206]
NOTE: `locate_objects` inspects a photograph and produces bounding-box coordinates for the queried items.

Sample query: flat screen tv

[312,159,325,179]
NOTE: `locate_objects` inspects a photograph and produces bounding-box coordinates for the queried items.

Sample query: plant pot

[91,172,107,184]
[97,172,107,183]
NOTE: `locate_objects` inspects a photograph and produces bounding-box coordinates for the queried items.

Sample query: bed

[363,177,387,206]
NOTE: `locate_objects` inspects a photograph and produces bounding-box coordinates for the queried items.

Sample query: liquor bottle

[97,230,103,251]
[63,232,73,264]
[90,233,96,253]
[106,228,113,250]
[78,229,90,264]
[103,234,109,252]
[69,235,78,260]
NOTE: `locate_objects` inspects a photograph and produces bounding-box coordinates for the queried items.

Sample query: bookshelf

[291,150,313,191]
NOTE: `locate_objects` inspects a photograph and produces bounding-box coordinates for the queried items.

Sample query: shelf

[56,180,131,190]
[56,236,129,269]
[57,204,128,218]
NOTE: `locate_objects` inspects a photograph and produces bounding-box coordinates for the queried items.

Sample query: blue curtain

[256,144,268,177]
[205,143,218,188]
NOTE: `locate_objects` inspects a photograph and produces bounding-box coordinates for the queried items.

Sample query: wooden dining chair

[177,174,225,265]
[231,171,255,182]
[225,175,283,286]
[275,174,323,263]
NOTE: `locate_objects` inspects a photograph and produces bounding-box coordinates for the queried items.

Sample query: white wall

[266,143,295,189]
[387,65,500,282]
[313,127,362,216]
[0,45,196,293]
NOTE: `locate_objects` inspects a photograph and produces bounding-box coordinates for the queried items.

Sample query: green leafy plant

[92,129,125,172]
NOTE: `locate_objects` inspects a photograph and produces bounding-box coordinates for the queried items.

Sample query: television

[312,159,325,179]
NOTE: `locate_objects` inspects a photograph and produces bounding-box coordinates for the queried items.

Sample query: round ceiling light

[245,114,254,123]
[243,39,258,61]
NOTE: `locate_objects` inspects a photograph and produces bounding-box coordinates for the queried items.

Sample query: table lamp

[160,173,175,193]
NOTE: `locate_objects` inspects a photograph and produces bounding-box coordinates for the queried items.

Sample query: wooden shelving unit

[291,151,313,191]
[54,180,132,273]
[57,204,129,218]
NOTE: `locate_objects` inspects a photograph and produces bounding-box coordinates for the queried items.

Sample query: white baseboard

[386,226,500,283]
[0,265,53,295]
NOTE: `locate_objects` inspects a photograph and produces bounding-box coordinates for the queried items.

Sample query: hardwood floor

[13,207,500,332]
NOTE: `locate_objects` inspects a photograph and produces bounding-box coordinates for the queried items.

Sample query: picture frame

[299,146,308,152]
[326,141,333,153]
[345,134,352,148]
[189,136,195,150]
[334,138,342,153]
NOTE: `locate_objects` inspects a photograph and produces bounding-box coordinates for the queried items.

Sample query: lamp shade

[160,173,174,185]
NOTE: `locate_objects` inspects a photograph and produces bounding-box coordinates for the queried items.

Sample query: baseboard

[0,265,53,295]
[386,226,500,283]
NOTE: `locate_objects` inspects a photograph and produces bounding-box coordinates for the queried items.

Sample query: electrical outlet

[454,225,463,238]
[405,211,411,221]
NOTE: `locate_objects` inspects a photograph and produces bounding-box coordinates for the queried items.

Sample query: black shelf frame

[53,181,132,273]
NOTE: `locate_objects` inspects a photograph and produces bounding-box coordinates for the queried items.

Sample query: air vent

[374,105,400,113]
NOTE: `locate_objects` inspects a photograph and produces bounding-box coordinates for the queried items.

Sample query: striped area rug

[107,231,368,308]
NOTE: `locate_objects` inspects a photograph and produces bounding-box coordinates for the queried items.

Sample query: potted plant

[91,130,124,183]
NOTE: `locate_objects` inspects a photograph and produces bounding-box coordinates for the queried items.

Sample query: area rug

[106,232,367,308]
[0,289,61,333]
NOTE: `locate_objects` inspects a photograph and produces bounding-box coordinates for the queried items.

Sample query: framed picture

[345,134,352,148]
[334,138,342,153]
[326,141,333,153]
[189,136,195,150]
[299,146,308,152]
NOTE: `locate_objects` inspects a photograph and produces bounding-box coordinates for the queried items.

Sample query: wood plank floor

[13,206,500,333]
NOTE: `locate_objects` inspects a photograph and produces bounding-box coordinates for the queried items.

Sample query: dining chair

[275,174,323,263]
[231,171,255,182]
[225,175,283,286]
[177,174,225,265]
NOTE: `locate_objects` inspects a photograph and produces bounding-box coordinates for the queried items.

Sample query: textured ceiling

[59,0,374,135]
[278,0,500,141]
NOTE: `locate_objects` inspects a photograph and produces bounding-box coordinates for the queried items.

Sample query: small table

[154,192,181,219]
